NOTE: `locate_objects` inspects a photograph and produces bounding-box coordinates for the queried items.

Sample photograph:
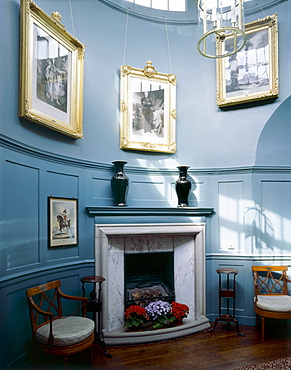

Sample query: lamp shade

[197,0,246,58]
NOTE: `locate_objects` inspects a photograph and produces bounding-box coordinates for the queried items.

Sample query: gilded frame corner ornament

[120,61,177,153]
[19,0,85,139]
[216,14,278,108]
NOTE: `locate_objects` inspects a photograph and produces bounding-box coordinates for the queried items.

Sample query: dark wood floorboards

[29,323,291,369]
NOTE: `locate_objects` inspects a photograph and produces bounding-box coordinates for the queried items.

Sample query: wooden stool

[209,268,244,336]
[80,275,112,357]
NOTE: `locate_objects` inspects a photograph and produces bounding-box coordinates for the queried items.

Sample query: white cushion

[36,316,95,346]
[256,295,291,312]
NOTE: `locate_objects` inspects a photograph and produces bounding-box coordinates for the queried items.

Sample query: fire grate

[125,272,175,307]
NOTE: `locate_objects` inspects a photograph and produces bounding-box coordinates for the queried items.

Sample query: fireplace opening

[124,252,175,307]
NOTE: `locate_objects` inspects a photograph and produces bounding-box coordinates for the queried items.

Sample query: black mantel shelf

[86,206,215,217]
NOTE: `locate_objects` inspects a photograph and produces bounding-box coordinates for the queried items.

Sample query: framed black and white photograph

[48,197,78,248]
[217,14,278,107]
[19,0,85,138]
[120,61,177,153]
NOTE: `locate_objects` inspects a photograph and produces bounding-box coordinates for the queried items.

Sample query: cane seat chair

[252,266,291,340]
[26,280,95,364]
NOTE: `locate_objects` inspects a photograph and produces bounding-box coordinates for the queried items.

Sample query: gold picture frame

[120,61,177,153]
[217,14,278,107]
[19,0,85,138]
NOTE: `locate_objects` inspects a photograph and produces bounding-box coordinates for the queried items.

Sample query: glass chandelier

[197,0,246,58]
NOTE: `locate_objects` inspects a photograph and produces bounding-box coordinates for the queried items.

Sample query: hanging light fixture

[197,0,247,59]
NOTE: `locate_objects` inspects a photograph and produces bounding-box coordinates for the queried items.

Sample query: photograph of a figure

[132,89,165,138]
[49,197,78,247]
[224,27,269,98]
[35,24,69,113]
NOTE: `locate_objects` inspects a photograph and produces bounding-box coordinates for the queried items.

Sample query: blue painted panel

[218,181,244,252]
[92,177,112,200]
[3,161,40,271]
[261,180,291,254]
[46,170,79,199]
[131,180,165,200]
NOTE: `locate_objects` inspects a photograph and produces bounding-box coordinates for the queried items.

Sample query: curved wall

[2,0,290,168]
[1,0,291,367]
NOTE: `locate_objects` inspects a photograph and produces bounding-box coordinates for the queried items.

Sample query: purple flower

[145,300,171,320]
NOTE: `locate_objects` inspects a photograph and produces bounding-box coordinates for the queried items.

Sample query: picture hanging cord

[122,8,173,75]
[123,8,130,66]
[164,16,173,75]
[68,0,76,37]
[255,1,267,17]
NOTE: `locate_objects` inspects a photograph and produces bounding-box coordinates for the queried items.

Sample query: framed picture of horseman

[48,197,78,247]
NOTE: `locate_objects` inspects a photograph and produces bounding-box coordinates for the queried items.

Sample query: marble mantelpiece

[95,223,210,344]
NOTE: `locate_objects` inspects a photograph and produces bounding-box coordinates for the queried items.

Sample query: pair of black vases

[111,161,191,207]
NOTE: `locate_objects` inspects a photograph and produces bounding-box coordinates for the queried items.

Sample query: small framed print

[48,197,78,248]
[217,14,278,107]
[19,0,85,138]
[120,61,177,153]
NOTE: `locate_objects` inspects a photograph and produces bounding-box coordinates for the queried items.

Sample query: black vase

[111,161,129,206]
[175,166,191,207]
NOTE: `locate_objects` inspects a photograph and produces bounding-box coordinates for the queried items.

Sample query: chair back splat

[26,280,95,365]
[252,266,291,341]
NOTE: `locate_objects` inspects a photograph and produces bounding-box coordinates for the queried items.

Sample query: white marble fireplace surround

[95,223,210,345]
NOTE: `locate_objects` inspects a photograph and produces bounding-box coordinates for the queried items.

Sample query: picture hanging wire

[122,7,173,74]
[123,8,130,66]
[164,16,173,75]
[68,0,76,37]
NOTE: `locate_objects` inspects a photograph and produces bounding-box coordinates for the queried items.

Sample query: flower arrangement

[124,305,148,330]
[171,302,189,322]
[124,301,190,331]
[145,300,172,329]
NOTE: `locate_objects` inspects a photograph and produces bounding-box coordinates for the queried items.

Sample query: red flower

[125,305,148,319]
[171,302,189,319]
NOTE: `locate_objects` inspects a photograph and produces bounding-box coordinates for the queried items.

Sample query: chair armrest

[57,287,88,316]
[57,288,88,302]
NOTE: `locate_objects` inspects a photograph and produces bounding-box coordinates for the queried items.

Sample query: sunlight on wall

[219,193,239,222]
[218,193,291,256]
[261,209,291,252]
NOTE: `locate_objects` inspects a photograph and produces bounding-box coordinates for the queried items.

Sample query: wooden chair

[252,266,291,341]
[26,280,95,365]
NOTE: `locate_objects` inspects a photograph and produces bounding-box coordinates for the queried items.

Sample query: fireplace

[94,222,210,345]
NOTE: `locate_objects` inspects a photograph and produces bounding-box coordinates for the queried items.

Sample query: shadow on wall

[255,95,291,166]
[244,204,275,255]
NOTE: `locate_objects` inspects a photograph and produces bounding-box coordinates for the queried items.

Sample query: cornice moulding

[2,135,291,175]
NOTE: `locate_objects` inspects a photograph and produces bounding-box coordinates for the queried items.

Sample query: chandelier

[197,0,247,58]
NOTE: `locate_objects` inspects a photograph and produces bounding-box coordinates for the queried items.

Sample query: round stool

[208,268,244,336]
[80,276,112,357]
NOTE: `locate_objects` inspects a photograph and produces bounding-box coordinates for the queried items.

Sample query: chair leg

[90,344,94,364]
[64,355,69,368]
[261,317,265,341]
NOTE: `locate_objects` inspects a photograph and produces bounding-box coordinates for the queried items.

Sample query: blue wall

[1,0,291,367]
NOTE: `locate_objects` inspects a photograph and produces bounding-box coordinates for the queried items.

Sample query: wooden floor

[30,322,291,369]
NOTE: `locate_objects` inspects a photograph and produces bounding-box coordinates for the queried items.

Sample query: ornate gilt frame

[217,14,278,107]
[19,0,85,138]
[120,61,177,153]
